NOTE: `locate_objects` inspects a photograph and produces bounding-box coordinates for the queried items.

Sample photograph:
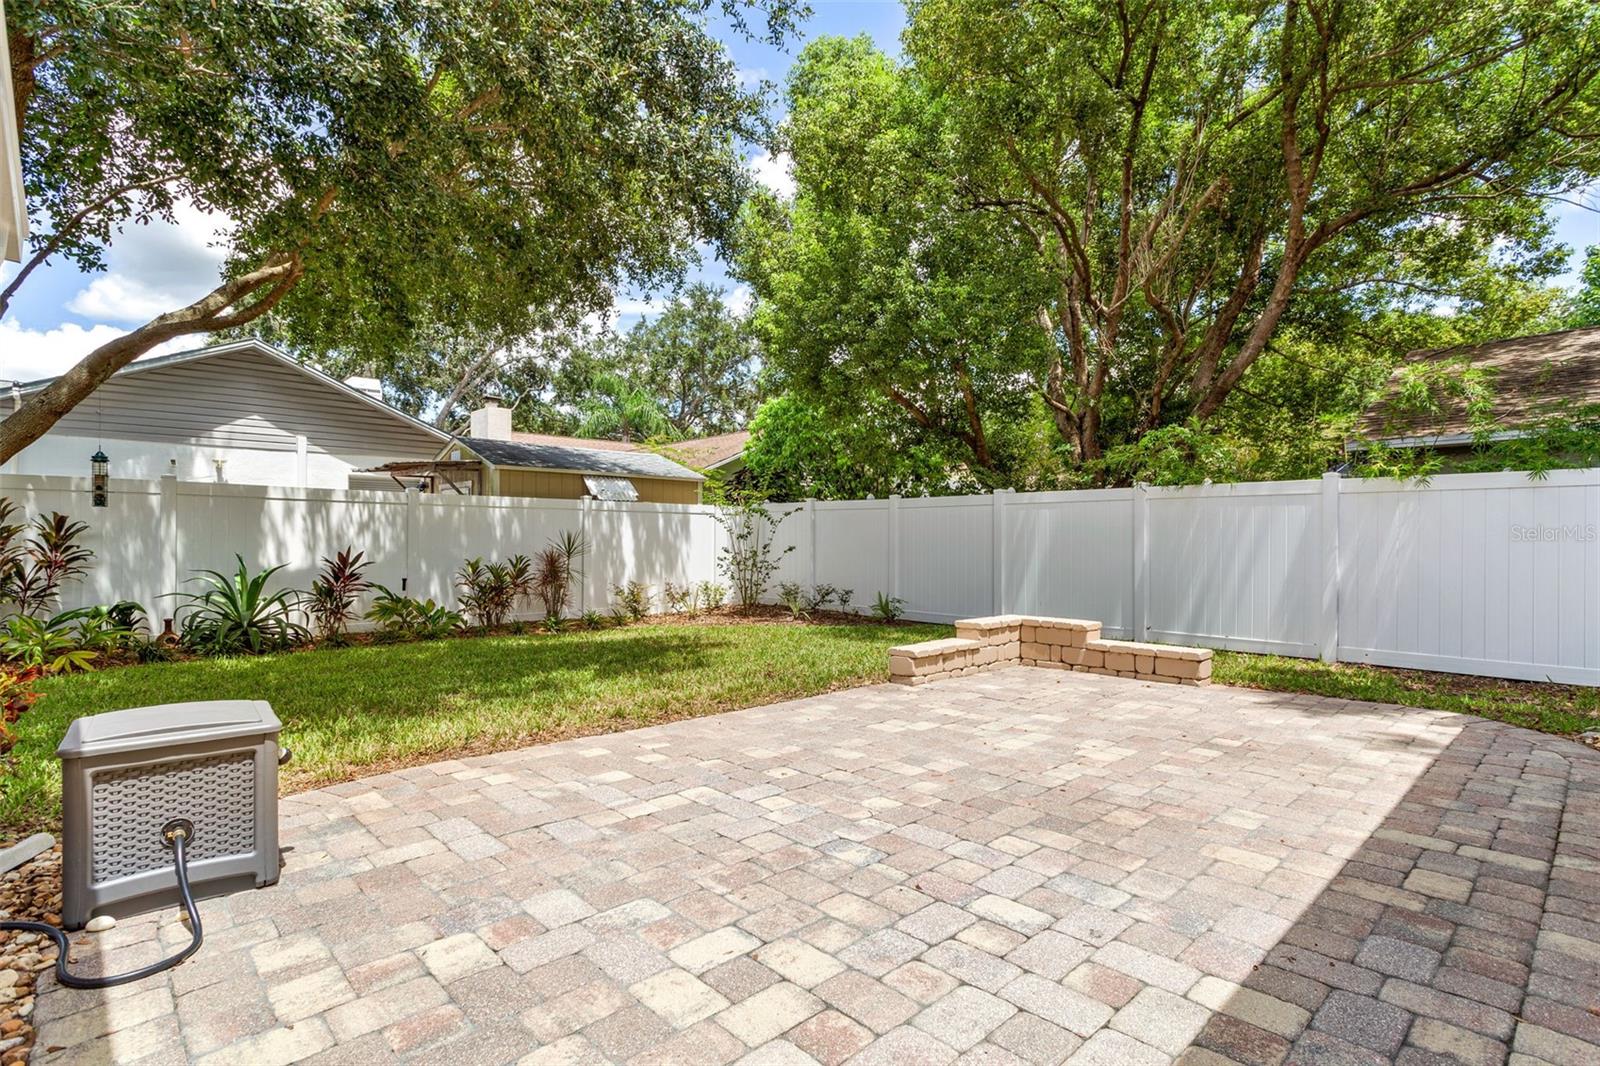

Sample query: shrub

[176,556,309,655]
[697,581,728,611]
[0,501,94,617]
[714,496,797,610]
[836,588,855,614]
[366,586,463,640]
[611,581,652,622]
[534,531,587,620]
[0,664,42,755]
[871,592,906,623]
[2,613,96,674]
[803,584,837,613]
[778,581,808,619]
[581,610,605,630]
[307,547,373,642]
[663,581,692,614]
[456,557,517,629]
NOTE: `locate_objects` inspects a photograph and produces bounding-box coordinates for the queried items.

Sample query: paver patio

[27,667,1600,1065]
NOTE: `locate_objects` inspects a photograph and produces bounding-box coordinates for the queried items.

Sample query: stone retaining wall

[888,614,1212,686]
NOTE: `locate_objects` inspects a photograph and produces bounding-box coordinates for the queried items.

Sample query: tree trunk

[0,256,301,463]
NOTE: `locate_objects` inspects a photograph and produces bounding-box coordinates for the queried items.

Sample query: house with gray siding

[4,340,451,489]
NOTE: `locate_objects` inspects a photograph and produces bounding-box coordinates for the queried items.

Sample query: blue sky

[3,1,1596,383]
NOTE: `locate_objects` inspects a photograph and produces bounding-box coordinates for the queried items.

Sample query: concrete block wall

[889,614,1212,686]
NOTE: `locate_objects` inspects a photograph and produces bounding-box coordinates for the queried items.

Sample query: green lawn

[1214,651,1600,737]
[1,621,946,837]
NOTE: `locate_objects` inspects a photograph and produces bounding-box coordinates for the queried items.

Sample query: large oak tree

[1,0,796,462]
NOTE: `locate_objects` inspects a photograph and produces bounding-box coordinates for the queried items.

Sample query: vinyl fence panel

[1001,489,1134,638]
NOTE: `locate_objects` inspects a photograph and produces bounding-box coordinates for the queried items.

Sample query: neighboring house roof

[1355,326,1600,449]
[17,339,454,448]
[660,430,750,471]
[504,431,642,453]
[451,436,704,482]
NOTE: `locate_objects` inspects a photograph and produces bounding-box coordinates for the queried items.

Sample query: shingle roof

[454,437,703,481]
[659,431,750,470]
[1357,326,1600,444]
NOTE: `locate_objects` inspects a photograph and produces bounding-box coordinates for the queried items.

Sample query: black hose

[0,830,204,989]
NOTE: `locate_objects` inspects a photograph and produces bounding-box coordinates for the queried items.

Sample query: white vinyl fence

[4,468,1598,684]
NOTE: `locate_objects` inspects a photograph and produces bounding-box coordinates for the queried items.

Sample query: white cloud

[0,319,192,383]
[723,285,753,315]
[64,199,233,325]
[736,67,770,91]
[748,150,796,199]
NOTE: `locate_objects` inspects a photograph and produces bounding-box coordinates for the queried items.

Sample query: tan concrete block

[1154,657,1205,680]
[1021,642,1048,660]
[1082,649,1104,668]
[889,656,914,677]
[1104,651,1136,672]
[1135,654,1155,674]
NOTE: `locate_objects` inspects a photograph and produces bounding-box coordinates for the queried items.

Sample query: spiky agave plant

[175,556,309,655]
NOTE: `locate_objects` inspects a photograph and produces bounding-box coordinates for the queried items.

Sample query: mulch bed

[0,846,63,1065]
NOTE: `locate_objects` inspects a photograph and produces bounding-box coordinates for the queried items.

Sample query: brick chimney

[468,397,514,440]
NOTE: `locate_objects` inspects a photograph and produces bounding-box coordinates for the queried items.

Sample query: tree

[747,4,1600,478]
[1,0,798,462]
[622,283,761,435]
[1566,246,1600,328]
[741,38,1054,482]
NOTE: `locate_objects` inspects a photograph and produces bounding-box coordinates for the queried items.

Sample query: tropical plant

[540,615,564,634]
[67,601,147,655]
[2,613,97,674]
[697,581,728,612]
[0,664,43,756]
[533,532,588,620]
[366,587,464,641]
[0,504,94,617]
[581,610,606,630]
[611,582,653,622]
[715,496,797,610]
[506,554,537,616]
[307,547,374,642]
[456,558,517,629]
[871,592,906,623]
[803,584,837,613]
[175,557,309,655]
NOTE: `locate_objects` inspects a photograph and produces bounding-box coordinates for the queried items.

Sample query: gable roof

[452,436,703,481]
[504,431,641,452]
[1356,326,1600,447]
[18,339,454,447]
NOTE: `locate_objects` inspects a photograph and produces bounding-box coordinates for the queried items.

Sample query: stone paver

[28,667,1600,1065]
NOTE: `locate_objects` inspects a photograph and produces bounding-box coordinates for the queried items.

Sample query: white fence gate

[3,468,1597,685]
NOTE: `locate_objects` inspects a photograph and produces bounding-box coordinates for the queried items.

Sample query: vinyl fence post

[1320,472,1341,663]
[404,486,418,597]
[992,490,1008,614]
[579,495,591,614]
[887,494,901,603]
[159,475,179,610]
[1131,482,1149,640]
[805,499,818,591]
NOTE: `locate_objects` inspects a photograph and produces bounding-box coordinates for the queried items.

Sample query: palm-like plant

[308,547,373,642]
[534,530,588,620]
[175,556,309,655]
[0,504,94,617]
[455,558,516,629]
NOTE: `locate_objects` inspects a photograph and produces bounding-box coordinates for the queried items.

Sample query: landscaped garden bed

[1,616,947,837]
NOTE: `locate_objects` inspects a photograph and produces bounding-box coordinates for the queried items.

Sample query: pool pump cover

[57,700,284,930]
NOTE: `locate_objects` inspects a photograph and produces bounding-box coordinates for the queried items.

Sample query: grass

[1214,651,1600,737]
[0,620,946,837]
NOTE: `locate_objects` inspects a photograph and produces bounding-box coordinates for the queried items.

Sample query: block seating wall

[887,615,1212,687]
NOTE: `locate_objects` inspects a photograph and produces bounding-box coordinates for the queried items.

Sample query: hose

[0,822,204,989]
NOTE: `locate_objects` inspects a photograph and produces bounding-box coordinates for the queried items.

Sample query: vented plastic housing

[58,701,283,930]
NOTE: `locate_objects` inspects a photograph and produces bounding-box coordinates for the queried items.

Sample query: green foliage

[6,0,803,455]
[307,547,374,642]
[1566,246,1600,328]
[715,497,797,608]
[0,503,94,617]
[533,532,588,620]
[739,4,1600,483]
[663,582,693,615]
[0,664,43,757]
[581,610,606,631]
[366,587,465,641]
[777,582,808,619]
[697,581,728,612]
[610,582,653,623]
[621,284,762,437]
[2,613,97,675]
[175,557,309,656]
[456,558,518,629]
[871,592,906,623]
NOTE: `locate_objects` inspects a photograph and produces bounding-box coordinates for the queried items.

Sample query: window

[583,476,639,502]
